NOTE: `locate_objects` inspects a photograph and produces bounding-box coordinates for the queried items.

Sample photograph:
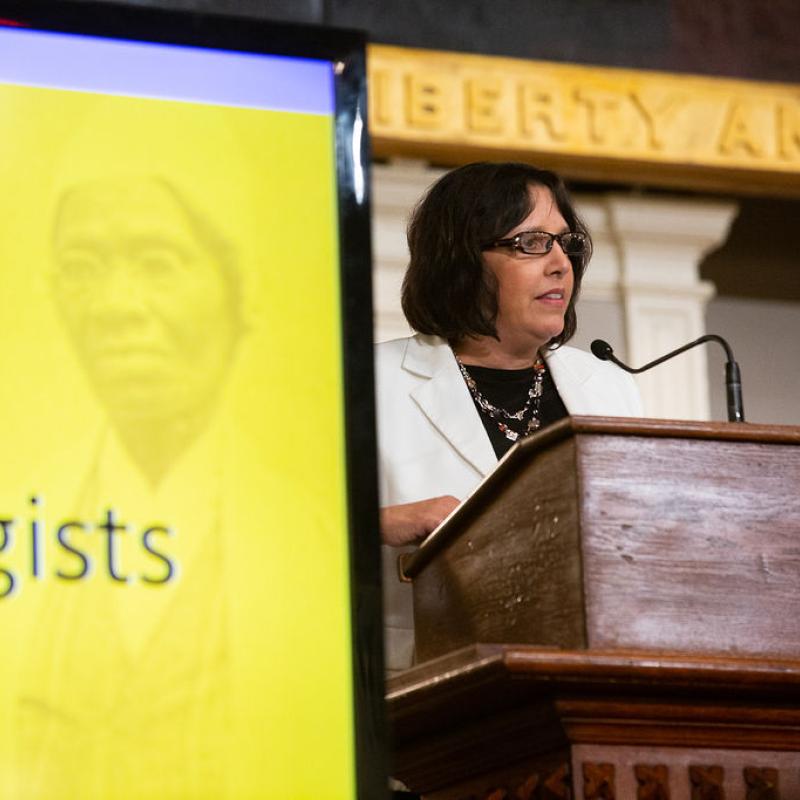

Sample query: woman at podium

[375,161,642,673]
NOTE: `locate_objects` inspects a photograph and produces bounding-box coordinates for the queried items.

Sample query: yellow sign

[0,80,354,799]
[369,44,800,194]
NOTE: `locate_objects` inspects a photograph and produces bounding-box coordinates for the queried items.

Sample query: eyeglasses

[482,230,587,256]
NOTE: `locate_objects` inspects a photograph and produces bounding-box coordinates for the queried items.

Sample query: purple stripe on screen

[0,26,334,114]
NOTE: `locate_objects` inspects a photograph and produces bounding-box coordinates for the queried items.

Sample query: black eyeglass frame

[482,230,587,256]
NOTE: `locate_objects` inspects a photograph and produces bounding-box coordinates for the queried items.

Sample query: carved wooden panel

[744,767,779,800]
[465,763,571,800]
[541,763,571,800]
[583,762,615,800]
[635,765,669,800]
[515,774,540,800]
[689,766,724,800]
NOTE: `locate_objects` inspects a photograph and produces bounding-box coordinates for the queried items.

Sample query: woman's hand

[380,495,460,547]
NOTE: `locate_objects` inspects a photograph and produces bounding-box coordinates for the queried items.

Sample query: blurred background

[74,0,800,424]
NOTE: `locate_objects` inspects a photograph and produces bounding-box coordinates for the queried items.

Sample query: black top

[463,362,569,459]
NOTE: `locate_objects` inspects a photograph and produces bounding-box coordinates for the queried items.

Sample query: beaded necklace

[455,355,547,443]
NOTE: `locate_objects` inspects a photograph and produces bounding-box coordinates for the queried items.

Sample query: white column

[573,195,621,303]
[371,160,443,342]
[605,196,737,420]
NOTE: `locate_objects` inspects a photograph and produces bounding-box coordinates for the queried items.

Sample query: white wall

[570,298,627,361]
[706,297,800,425]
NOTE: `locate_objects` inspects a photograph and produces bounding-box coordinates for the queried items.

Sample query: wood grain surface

[413,437,586,662]
[578,434,800,656]
[408,419,800,663]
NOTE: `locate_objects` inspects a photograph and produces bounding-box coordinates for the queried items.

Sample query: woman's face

[482,184,574,357]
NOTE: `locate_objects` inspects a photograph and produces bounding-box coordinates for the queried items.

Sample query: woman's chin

[533,324,565,348]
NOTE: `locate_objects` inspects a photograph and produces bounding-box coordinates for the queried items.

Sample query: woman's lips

[536,289,566,306]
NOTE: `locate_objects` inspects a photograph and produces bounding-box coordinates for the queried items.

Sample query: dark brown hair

[401,162,591,348]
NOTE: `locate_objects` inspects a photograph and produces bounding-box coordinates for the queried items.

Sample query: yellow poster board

[0,20,368,800]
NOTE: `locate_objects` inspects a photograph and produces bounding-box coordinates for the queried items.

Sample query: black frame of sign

[0,1,386,797]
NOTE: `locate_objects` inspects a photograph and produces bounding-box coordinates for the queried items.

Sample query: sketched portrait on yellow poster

[0,57,355,800]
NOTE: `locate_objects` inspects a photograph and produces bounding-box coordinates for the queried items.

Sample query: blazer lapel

[545,346,605,415]
[403,336,497,477]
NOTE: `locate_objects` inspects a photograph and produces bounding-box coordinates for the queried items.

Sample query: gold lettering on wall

[372,68,396,126]
[368,44,800,194]
[575,87,627,145]
[718,101,768,157]
[630,90,686,151]
[778,101,800,160]
[466,77,505,133]
[518,81,568,143]
[405,73,450,129]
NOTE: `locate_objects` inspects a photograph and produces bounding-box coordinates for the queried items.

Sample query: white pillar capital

[606,195,737,291]
[604,195,738,421]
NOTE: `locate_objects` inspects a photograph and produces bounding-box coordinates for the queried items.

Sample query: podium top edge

[541,415,800,447]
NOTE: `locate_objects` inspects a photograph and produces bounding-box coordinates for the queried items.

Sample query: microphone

[591,335,745,423]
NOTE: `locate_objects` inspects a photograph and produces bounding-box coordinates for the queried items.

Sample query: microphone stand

[591,335,745,423]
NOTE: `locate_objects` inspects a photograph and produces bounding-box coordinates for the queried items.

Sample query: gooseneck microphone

[590,335,745,423]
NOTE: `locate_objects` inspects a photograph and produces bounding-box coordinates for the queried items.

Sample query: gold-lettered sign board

[369,44,800,195]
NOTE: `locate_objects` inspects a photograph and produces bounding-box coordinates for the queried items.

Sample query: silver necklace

[456,355,546,442]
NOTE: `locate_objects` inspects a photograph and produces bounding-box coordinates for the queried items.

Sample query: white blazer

[375,333,643,672]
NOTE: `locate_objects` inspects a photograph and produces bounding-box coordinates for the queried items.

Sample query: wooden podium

[387,418,800,800]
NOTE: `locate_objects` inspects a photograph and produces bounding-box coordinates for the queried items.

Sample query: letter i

[30,495,43,579]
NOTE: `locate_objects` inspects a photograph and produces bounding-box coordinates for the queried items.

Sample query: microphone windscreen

[590,339,613,361]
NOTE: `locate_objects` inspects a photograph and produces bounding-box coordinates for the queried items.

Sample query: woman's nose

[545,241,572,274]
